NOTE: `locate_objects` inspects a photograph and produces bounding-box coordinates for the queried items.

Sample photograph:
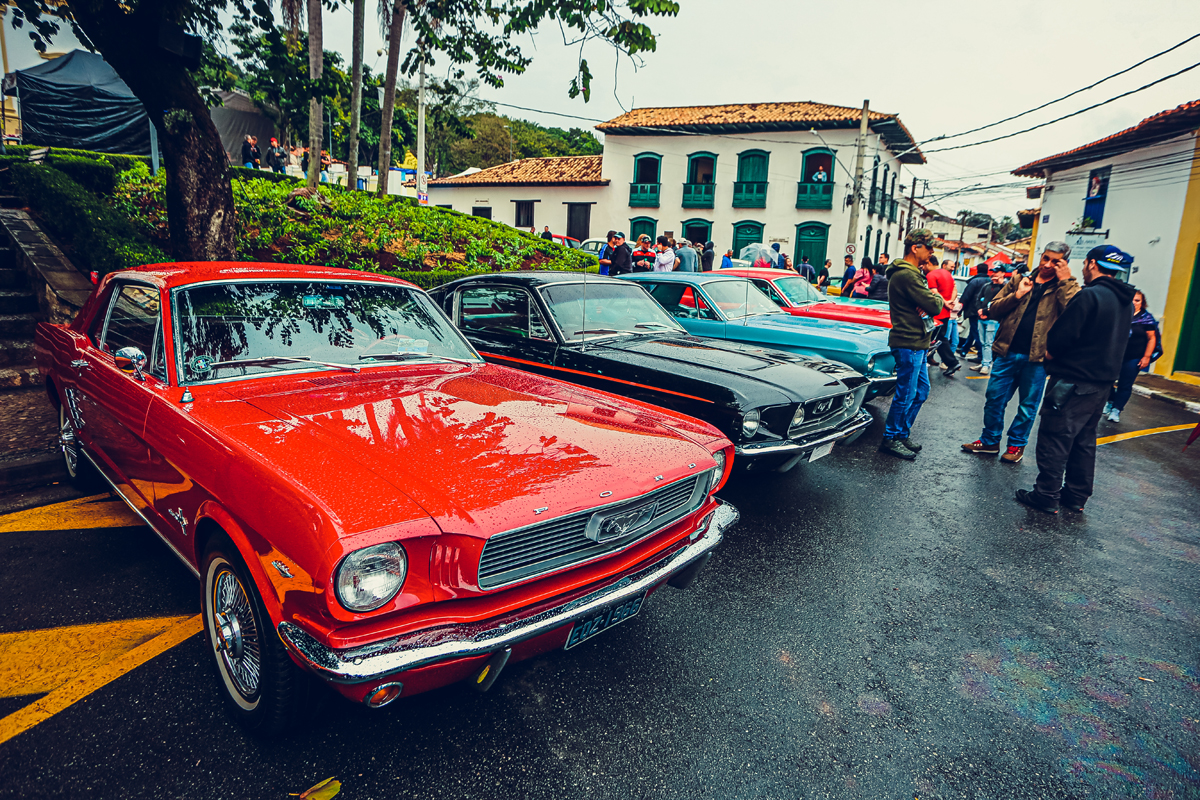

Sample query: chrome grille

[477,475,704,589]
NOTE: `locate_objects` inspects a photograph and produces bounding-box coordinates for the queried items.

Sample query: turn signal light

[363,681,403,708]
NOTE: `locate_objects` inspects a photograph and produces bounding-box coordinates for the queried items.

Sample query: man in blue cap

[1016,245,1137,514]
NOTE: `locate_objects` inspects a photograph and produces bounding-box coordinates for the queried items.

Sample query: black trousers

[1033,378,1111,502]
[929,322,960,369]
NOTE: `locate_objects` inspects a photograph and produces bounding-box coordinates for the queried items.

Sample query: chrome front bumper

[865,376,897,400]
[278,502,739,684]
[734,409,873,458]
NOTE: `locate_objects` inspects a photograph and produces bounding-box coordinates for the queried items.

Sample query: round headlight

[336,542,407,612]
[741,409,761,438]
[790,405,806,430]
[709,449,727,492]
[866,355,877,374]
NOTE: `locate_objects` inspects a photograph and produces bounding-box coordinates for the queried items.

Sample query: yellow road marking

[0,494,141,533]
[0,615,203,746]
[1097,423,1195,446]
[968,376,988,380]
[0,616,192,698]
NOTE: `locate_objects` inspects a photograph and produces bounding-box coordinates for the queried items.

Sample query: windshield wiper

[358,353,479,365]
[208,355,360,373]
[573,328,631,336]
[634,322,677,330]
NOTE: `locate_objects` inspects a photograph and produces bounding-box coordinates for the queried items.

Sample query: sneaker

[979,366,991,376]
[1107,409,1120,423]
[1001,445,1025,464]
[962,440,1000,455]
[944,363,962,377]
[1059,493,1086,513]
[969,364,983,371]
[1015,488,1059,515]
[879,438,917,460]
[900,437,922,452]
[1103,402,1113,415]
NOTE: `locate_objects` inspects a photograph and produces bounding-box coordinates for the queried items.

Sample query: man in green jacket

[879,229,945,460]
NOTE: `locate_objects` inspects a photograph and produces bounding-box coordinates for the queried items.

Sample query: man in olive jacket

[879,229,945,460]
[962,241,1079,464]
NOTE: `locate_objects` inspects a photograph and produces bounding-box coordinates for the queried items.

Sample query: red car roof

[104,262,415,292]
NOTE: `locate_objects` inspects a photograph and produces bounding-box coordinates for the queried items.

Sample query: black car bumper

[734,409,873,461]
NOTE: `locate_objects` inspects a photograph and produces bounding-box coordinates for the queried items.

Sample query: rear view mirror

[114,346,147,381]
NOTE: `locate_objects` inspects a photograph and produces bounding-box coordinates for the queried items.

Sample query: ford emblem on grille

[588,502,657,543]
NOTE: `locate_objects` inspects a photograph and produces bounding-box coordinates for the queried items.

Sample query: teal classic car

[621,272,896,400]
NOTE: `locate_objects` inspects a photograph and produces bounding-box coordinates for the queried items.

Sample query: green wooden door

[732,222,764,259]
[794,223,829,269]
[630,217,657,242]
[1174,243,1200,373]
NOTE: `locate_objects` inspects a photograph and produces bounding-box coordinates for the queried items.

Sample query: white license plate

[809,442,835,462]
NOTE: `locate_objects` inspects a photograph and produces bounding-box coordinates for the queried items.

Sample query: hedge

[2,144,152,176]
[47,155,117,196]
[11,162,168,276]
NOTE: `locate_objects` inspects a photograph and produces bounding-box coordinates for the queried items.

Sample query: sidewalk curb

[0,454,67,490]
[1131,384,1200,415]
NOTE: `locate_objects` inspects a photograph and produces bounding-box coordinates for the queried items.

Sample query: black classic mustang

[429,273,873,472]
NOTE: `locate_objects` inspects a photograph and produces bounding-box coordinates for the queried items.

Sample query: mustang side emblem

[167,508,188,536]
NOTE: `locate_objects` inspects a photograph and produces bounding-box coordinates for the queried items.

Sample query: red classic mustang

[718,268,892,329]
[35,263,737,736]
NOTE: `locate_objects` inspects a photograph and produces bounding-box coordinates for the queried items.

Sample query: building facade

[1014,100,1200,379]
[429,101,924,270]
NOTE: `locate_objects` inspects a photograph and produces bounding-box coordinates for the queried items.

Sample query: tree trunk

[346,0,365,187]
[67,1,236,262]
[377,0,407,196]
[306,0,324,189]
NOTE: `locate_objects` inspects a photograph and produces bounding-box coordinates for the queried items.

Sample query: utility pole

[956,218,966,270]
[845,100,870,259]
[906,176,917,235]
[416,41,427,205]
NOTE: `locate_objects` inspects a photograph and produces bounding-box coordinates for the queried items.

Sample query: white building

[1013,100,1200,379]
[429,101,925,269]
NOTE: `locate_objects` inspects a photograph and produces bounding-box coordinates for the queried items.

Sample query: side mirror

[114,346,147,382]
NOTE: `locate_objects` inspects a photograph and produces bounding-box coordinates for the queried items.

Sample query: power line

[924,61,1200,154]
[929,32,1200,144]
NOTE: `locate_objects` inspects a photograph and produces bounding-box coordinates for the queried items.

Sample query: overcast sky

[7,0,1200,221]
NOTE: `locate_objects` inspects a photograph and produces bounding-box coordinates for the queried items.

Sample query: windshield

[539,282,686,342]
[772,276,823,306]
[174,280,479,383]
[702,280,784,319]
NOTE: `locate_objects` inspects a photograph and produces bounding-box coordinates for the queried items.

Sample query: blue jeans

[959,317,980,354]
[883,348,931,440]
[946,318,960,352]
[1111,358,1142,411]
[980,320,998,367]
[981,353,1048,447]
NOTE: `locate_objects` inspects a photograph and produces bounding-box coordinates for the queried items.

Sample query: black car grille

[477,475,704,589]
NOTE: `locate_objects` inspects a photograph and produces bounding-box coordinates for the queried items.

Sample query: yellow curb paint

[0,494,141,533]
[0,615,203,746]
[0,616,192,698]
[967,376,988,380]
[1097,423,1194,446]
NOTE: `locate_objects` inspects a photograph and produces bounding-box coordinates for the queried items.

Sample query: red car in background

[718,268,892,329]
[35,262,737,736]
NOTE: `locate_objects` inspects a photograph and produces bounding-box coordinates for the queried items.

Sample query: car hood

[733,314,890,351]
[585,334,854,405]
[210,364,720,540]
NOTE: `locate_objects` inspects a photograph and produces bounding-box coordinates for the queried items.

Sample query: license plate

[564,591,647,650]
[809,442,835,462]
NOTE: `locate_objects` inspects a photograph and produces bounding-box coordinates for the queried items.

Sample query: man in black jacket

[1016,245,1136,514]
[607,232,633,276]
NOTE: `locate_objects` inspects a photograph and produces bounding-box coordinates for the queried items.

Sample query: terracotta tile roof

[428,155,607,187]
[596,101,925,164]
[1013,99,1200,177]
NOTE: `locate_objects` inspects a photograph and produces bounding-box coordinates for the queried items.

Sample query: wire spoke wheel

[210,565,262,702]
[59,404,79,477]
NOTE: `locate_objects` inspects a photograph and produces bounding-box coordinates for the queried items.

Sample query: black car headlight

[788,405,806,437]
[740,409,761,438]
[336,542,407,612]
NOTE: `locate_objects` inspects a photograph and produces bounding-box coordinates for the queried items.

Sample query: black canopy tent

[3,50,152,155]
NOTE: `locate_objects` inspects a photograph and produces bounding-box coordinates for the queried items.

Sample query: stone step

[0,339,34,368]
[0,314,37,336]
[0,366,39,389]
[0,267,25,288]
[0,290,36,315]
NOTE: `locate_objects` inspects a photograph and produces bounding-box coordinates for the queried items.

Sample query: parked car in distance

[551,234,580,250]
[429,272,873,471]
[718,268,892,329]
[620,272,897,400]
[36,262,739,736]
[579,238,607,256]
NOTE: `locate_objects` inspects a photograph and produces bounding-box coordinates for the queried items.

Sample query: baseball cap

[904,228,936,248]
[1087,244,1133,273]
[988,262,1006,273]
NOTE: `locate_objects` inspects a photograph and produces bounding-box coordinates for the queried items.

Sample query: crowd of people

[239,134,332,180]
[879,228,1158,516]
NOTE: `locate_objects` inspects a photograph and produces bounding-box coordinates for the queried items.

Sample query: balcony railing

[682,182,715,209]
[796,182,833,210]
[888,199,898,224]
[732,181,768,208]
[867,188,882,216]
[629,183,660,208]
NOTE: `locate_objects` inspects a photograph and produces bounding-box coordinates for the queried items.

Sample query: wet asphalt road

[1,374,1198,800]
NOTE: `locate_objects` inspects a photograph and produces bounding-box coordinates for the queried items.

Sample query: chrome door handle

[70,359,92,369]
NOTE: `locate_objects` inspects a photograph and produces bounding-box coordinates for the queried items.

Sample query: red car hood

[211,364,720,540]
